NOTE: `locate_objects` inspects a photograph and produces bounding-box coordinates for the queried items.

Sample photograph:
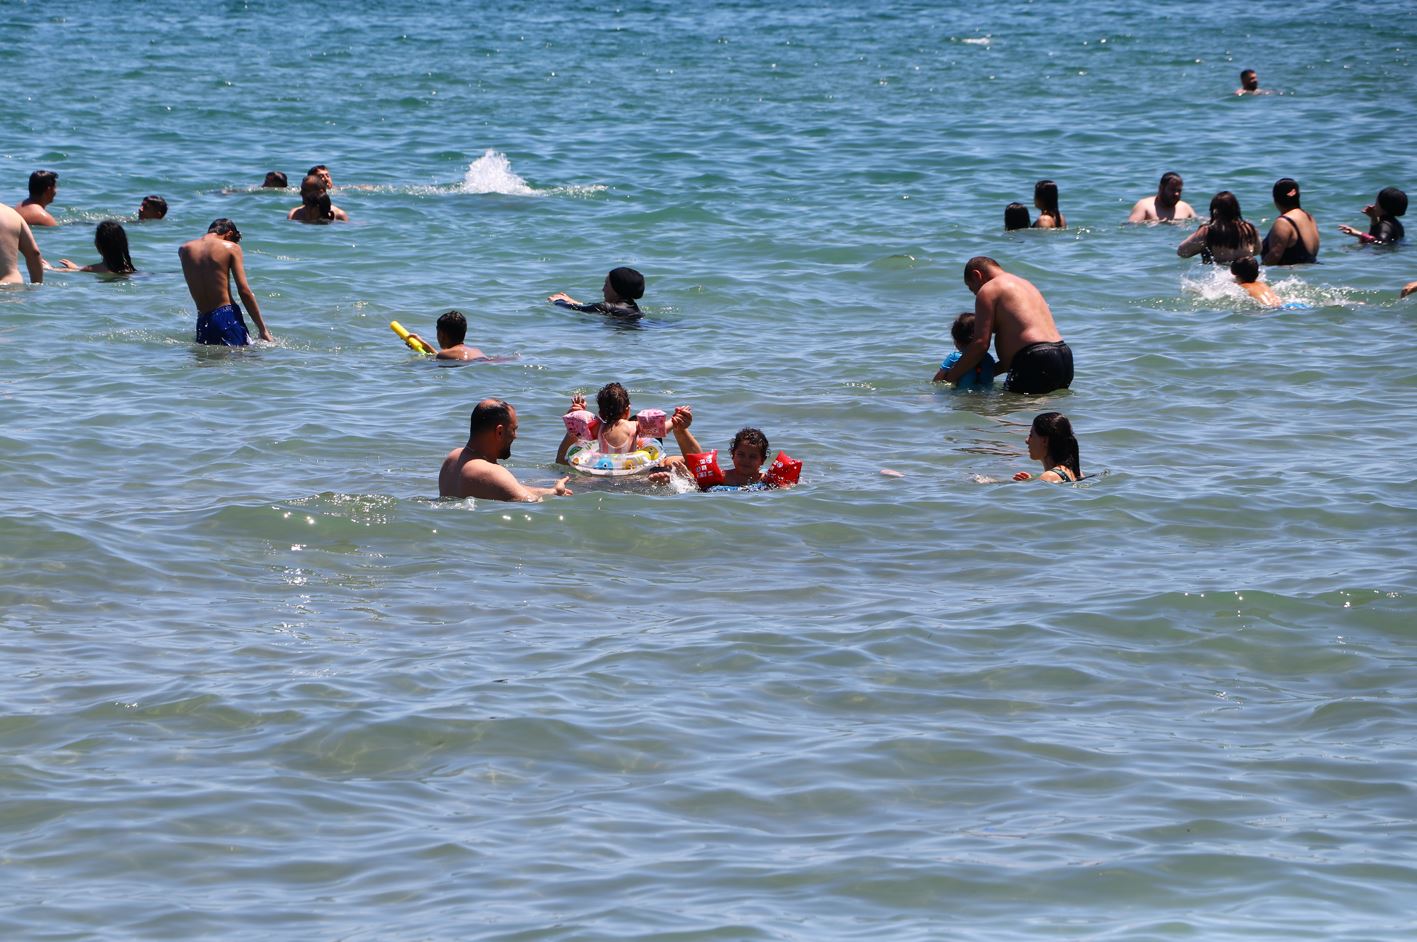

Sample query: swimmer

[1004,202,1031,230]
[1261,178,1319,265]
[1402,281,1417,299]
[0,203,44,285]
[308,164,334,190]
[1012,412,1081,482]
[405,309,487,361]
[15,170,59,228]
[548,266,645,319]
[555,381,671,464]
[948,256,1071,395]
[178,217,273,345]
[654,417,783,490]
[1230,257,1282,309]
[137,195,168,221]
[1337,187,1406,245]
[52,220,136,274]
[933,311,996,390]
[1177,191,1262,264]
[1127,172,1195,224]
[1032,180,1065,229]
[262,171,288,189]
[1236,69,1263,95]
[440,399,572,501]
[288,174,348,223]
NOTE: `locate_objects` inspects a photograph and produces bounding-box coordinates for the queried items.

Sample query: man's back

[982,272,1062,362]
[0,204,39,285]
[178,236,233,312]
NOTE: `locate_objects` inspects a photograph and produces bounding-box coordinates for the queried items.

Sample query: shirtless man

[177,218,273,345]
[943,256,1072,394]
[15,170,59,228]
[439,399,572,501]
[287,174,348,223]
[1261,177,1319,265]
[407,309,486,361]
[1236,69,1261,95]
[1,203,45,285]
[1127,172,1195,224]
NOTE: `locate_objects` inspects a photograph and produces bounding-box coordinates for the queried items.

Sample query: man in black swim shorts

[945,256,1072,395]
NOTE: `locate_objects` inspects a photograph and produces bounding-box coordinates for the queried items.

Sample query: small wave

[459,149,537,196]
[959,36,991,46]
[1181,266,1361,309]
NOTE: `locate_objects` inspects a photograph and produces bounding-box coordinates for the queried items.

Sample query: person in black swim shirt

[548,266,645,319]
[1338,187,1406,245]
[1262,178,1319,265]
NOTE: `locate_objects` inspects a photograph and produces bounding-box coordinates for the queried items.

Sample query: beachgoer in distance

[549,266,645,318]
[1177,191,1262,264]
[406,310,486,361]
[1338,187,1406,245]
[1236,69,1262,95]
[0,203,44,285]
[1013,412,1081,482]
[138,195,168,221]
[1128,172,1195,224]
[262,171,288,189]
[1004,202,1030,230]
[53,220,136,274]
[440,399,571,501]
[1032,180,1065,229]
[1261,178,1319,265]
[933,311,996,390]
[1230,257,1282,309]
[15,170,59,228]
[288,174,347,222]
[178,218,273,345]
[308,165,334,190]
[944,256,1072,394]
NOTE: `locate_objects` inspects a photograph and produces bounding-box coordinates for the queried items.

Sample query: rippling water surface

[3,2,1415,940]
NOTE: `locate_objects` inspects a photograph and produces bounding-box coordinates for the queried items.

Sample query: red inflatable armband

[763,451,802,488]
[685,451,725,489]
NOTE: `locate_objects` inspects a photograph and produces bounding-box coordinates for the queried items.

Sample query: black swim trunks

[1004,340,1073,394]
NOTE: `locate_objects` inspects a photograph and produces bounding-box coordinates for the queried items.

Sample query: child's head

[1377,187,1408,218]
[950,312,977,352]
[595,382,631,422]
[729,427,770,473]
[603,267,645,302]
[1229,256,1260,283]
[1004,202,1030,230]
[1028,412,1080,478]
[436,309,467,346]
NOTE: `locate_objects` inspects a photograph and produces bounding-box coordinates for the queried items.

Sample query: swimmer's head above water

[729,427,770,475]
[262,171,288,188]
[1004,202,1030,230]
[1230,256,1260,283]
[596,382,632,423]
[1239,69,1259,93]
[1272,177,1302,211]
[437,309,467,347]
[604,266,645,302]
[950,312,978,352]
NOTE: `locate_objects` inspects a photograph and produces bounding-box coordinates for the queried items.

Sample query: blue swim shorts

[195,303,251,346]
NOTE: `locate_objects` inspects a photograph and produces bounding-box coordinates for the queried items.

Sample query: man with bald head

[940,256,1072,395]
[440,399,572,501]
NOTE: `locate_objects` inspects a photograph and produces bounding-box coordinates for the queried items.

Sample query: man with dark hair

[548,265,646,319]
[177,218,273,345]
[1262,178,1319,265]
[307,164,333,190]
[440,399,571,501]
[138,195,168,221]
[288,174,348,222]
[1,203,44,285]
[1237,69,1261,94]
[945,256,1071,394]
[1127,172,1195,223]
[16,170,59,227]
[407,309,486,361]
[262,171,288,189]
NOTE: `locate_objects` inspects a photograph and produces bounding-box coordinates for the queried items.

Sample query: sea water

[2,2,1415,940]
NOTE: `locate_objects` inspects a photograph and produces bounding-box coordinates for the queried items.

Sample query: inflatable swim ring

[565,439,667,477]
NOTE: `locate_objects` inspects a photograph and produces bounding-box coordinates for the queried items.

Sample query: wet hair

[1004,202,1030,230]
[1032,412,1080,480]
[950,312,977,350]
[1377,187,1408,217]
[1230,256,1259,282]
[1159,171,1183,191]
[141,194,168,218]
[312,190,334,223]
[307,164,329,177]
[595,382,631,422]
[607,266,645,301]
[94,220,135,274]
[730,427,770,463]
[436,310,467,344]
[29,170,57,197]
[1205,191,1256,252]
[469,399,513,438]
[262,171,288,188]
[1272,178,1301,210]
[207,217,241,240]
[300,174,324,199]
[1240,69,1258,87]
[1034,180,1062,226]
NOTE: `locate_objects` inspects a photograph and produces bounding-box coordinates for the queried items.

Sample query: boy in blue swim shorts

[933,312,995,390]
[178,218,273,346]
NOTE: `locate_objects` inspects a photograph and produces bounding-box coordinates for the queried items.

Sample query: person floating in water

[1261,178,1319,265]
[1004,202,1030,230]
[406,309,487,361]
[1127,172,1195,224]
[1235,69,1265,95]
[933,311,995,390]
[1032,180,1065,229]
[15,170,59,228]
[262,171,288,189]
[137,195,168,221]
[1230,257,1282,309]
[1177,191,1262,264]
[548,266,645,319]
[288,174,348,223]
[53,220,136,274]
[945,256,1071,395]
[439,399,571,501]
[1337,187,1406,245]
[178,218,273,345]
[1013,412,1081,482]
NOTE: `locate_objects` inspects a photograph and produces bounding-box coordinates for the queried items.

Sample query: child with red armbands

[652,409,801,491]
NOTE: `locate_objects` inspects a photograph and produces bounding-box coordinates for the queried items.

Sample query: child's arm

[668,406,703,455]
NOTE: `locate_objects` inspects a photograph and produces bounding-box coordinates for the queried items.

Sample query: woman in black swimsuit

[1177,191,1262,264]
[1013,412,1081,483]
[1262,177,1320,265]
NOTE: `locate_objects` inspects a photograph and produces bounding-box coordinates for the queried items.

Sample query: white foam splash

[459,149,537,196]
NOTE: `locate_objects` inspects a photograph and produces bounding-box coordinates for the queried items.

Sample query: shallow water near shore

[3,2,1416,940]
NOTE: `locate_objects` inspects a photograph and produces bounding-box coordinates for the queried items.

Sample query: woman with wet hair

[55,220,136,274]
[1032,180,1065,229]
[1004,201,1031,231]
[1176,190,1261,264]
[1013,412,1081,483]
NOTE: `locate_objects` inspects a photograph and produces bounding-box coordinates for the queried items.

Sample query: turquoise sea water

[3,2,1416,939]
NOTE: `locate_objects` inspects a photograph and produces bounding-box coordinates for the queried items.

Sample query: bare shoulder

[1175,200,1196,218]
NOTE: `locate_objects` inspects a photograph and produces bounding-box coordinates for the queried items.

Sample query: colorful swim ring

[565,439,667,477]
